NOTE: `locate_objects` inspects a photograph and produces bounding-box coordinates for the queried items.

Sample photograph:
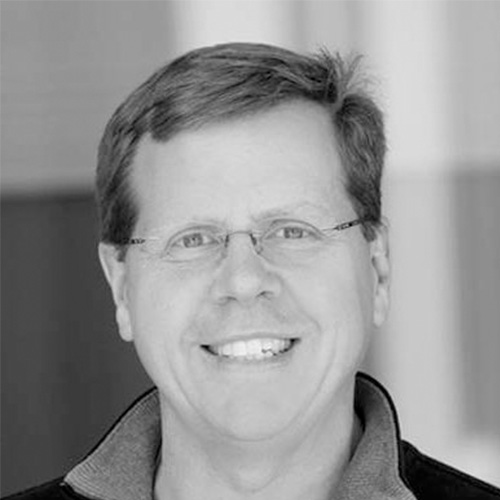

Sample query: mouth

[201,337,300,362]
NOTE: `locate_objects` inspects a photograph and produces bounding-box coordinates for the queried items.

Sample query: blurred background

[1,0,499,495]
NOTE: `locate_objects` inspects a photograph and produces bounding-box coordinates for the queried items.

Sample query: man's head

[98,43,390,444]
[96,42,386,251]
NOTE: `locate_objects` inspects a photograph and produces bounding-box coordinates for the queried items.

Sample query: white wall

[2,0,499,486]
[1,1,175,193]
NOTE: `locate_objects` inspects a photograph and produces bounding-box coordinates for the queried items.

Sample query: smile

[202,338,298,361]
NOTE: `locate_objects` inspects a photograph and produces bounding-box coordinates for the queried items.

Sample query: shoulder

[2,478,83,500]
[401,441,500,499]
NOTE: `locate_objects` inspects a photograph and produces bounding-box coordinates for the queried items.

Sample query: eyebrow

[142,202,337,236]
[250,202,334,222]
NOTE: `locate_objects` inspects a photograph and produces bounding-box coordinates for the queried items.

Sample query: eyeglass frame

[120,217,372,264]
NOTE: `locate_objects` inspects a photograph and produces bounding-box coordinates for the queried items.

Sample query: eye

[267,220,321,241]
[170,229,219,249]
[161,227,223,260]
[278,226,307,239]
[180,232,210,248]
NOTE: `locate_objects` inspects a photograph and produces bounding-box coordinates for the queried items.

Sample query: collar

[334,373,416,499]
[64,388,161,500]
[64,373,416,500]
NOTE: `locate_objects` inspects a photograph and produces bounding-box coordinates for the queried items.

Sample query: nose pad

[224,230,262,255]
[213,232,279,304]
[248,232,263,254]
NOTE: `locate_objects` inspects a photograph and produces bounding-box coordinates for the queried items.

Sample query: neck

[154,388,362,500]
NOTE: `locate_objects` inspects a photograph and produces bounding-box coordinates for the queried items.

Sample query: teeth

[209,338,293,360]
[220,344,233,357]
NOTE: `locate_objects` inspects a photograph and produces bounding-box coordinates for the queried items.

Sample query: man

[7,43,500,500]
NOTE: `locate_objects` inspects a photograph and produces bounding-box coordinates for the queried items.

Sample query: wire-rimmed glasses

[123,218,368,265]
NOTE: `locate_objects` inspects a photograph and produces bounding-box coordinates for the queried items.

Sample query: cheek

[291,258,372,320]
[287,255,374,354]
[126,268,209,363]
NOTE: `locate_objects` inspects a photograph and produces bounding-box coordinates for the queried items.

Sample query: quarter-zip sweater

[6,373,500,499]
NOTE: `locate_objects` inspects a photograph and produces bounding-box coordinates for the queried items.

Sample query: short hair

[96,42,386,249]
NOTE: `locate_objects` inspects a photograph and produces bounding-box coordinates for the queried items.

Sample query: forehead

[130,102,352,231]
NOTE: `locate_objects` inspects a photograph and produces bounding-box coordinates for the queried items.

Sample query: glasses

[124,218,367,265]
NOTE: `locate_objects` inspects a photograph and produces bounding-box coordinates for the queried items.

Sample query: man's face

[100,101,390,442]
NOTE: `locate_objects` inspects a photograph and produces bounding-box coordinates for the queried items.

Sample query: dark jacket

[5,444,500,500]
[5,375,500,500]
[6,444,500,500]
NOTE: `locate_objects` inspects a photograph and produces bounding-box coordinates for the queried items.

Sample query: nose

[210,232,281,305]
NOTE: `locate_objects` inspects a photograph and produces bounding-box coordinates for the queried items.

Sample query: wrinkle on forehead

[130,102,353,233]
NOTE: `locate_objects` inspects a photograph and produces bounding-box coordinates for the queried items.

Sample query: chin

[204,397,308,444]
[217,418,292,443]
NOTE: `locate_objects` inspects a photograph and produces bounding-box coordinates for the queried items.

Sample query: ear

[370,220,391,327]
[98,243,134,342]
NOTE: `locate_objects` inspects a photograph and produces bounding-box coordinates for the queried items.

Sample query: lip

[199,335,301,368]
[200,332,300,349]
[200,342,298,368]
